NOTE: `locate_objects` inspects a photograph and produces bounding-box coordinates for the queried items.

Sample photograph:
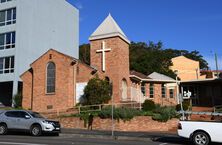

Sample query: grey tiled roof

[148,72,175,81]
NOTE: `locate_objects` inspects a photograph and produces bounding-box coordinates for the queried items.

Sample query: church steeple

[90,14,130,103]
[89,14,130,44]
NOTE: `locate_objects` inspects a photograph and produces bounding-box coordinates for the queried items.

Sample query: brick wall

[90,37,130,103]
[59,116,179,132]
[76,62,95,83]
[21,69,33,109]
[143,83,177,106]
[21,49,76,112]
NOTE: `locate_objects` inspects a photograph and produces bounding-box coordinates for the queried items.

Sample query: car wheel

[30,125,42,136]
[0,124,7,135]
[193,131,210,145]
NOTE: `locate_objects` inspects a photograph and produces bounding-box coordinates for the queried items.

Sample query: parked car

[178,120,222,145]
[0,110,61,136]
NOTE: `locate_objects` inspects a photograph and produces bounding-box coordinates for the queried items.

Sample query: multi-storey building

[0,0,79,106]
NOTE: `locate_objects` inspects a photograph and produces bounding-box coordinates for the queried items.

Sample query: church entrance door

[121,79,127,101]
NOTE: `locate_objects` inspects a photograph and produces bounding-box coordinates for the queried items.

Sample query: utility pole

[215,53,219,78]
[111,90,114,138]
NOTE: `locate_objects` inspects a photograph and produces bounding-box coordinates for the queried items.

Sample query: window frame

[0,0,13,3]
[0,56,14,74]
[149,83,154,98]
[46,62,56,94]
[169,89,174,98]
[161,84,166,98]
[141,82,146,97]
[0,31,16,50]
[0,7,16,26]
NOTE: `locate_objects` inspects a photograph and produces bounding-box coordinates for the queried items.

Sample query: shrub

[152,113,169,122]
[82,77,112,105]
[141,111,153,116]
[98,106,112,119]
[142,100,155,111]
[14,93,22,108]
[98,107,141,121]
[176,101,190,111]
[152,106,177,122]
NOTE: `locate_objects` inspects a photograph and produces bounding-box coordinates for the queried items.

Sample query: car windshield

[29,112,44,118]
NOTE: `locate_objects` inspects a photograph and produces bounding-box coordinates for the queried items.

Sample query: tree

[79,41,209,79]
[82,77,112,105]
[79,43,90,65]
[163,49,209,70]
[184,50,209,70]
[129,41,209,78]
[14,92,22,108]
[129,41,177,78]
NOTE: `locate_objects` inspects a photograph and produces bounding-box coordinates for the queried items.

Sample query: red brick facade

[21,15,178,113]
[76,61,96,83]
[21,49,95,112]
[130,80,177,106]
[59,116,178,132]
[144,83,177,106]
[90,37,130,103]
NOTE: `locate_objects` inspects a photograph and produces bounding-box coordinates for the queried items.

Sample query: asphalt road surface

[0,133,193,145]
[1,133,222,145]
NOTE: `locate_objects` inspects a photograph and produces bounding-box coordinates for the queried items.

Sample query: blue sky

[67,0,222,70]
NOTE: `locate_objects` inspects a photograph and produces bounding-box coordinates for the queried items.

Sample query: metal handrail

[178,110,222,116]
[213,105,222,113]
[77,102,141,114]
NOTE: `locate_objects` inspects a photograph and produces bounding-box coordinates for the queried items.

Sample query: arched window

[46,62,55,93]
[121,78,127,101]
[105,76,110,83]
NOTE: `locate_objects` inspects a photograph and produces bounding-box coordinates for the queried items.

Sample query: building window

[141,82,146,96]
[46,62,55,94]
[0,8,16,26]
[161,84,166,98]
[0,56,14,74]
[0,0,12,3]
[170,89,174,98]
[0,32,15,50]
[149,83,154,98]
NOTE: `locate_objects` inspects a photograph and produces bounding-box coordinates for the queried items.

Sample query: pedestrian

[88,113,94,130]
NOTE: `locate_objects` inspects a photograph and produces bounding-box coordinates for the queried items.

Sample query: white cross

[96,41,111,72]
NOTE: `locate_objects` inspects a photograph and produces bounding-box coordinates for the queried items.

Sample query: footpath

[61,128,179,141]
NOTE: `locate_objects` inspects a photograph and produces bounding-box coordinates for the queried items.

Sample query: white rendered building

[0,0,79,106]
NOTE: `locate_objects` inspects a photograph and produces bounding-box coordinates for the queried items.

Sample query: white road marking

[159,143,168,145]
[0,142,47,145]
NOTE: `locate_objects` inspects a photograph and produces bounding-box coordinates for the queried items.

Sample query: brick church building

[21,14,177,112]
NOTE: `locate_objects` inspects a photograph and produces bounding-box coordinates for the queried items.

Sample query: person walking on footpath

[88,113,94,130]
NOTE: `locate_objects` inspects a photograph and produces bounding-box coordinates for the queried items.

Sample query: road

[0,133,192,145]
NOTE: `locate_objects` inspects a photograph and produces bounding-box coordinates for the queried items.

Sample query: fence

[77,102,141,114]
[213,105,222,113]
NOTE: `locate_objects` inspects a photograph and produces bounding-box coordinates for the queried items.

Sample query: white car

[178,120,222,145]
